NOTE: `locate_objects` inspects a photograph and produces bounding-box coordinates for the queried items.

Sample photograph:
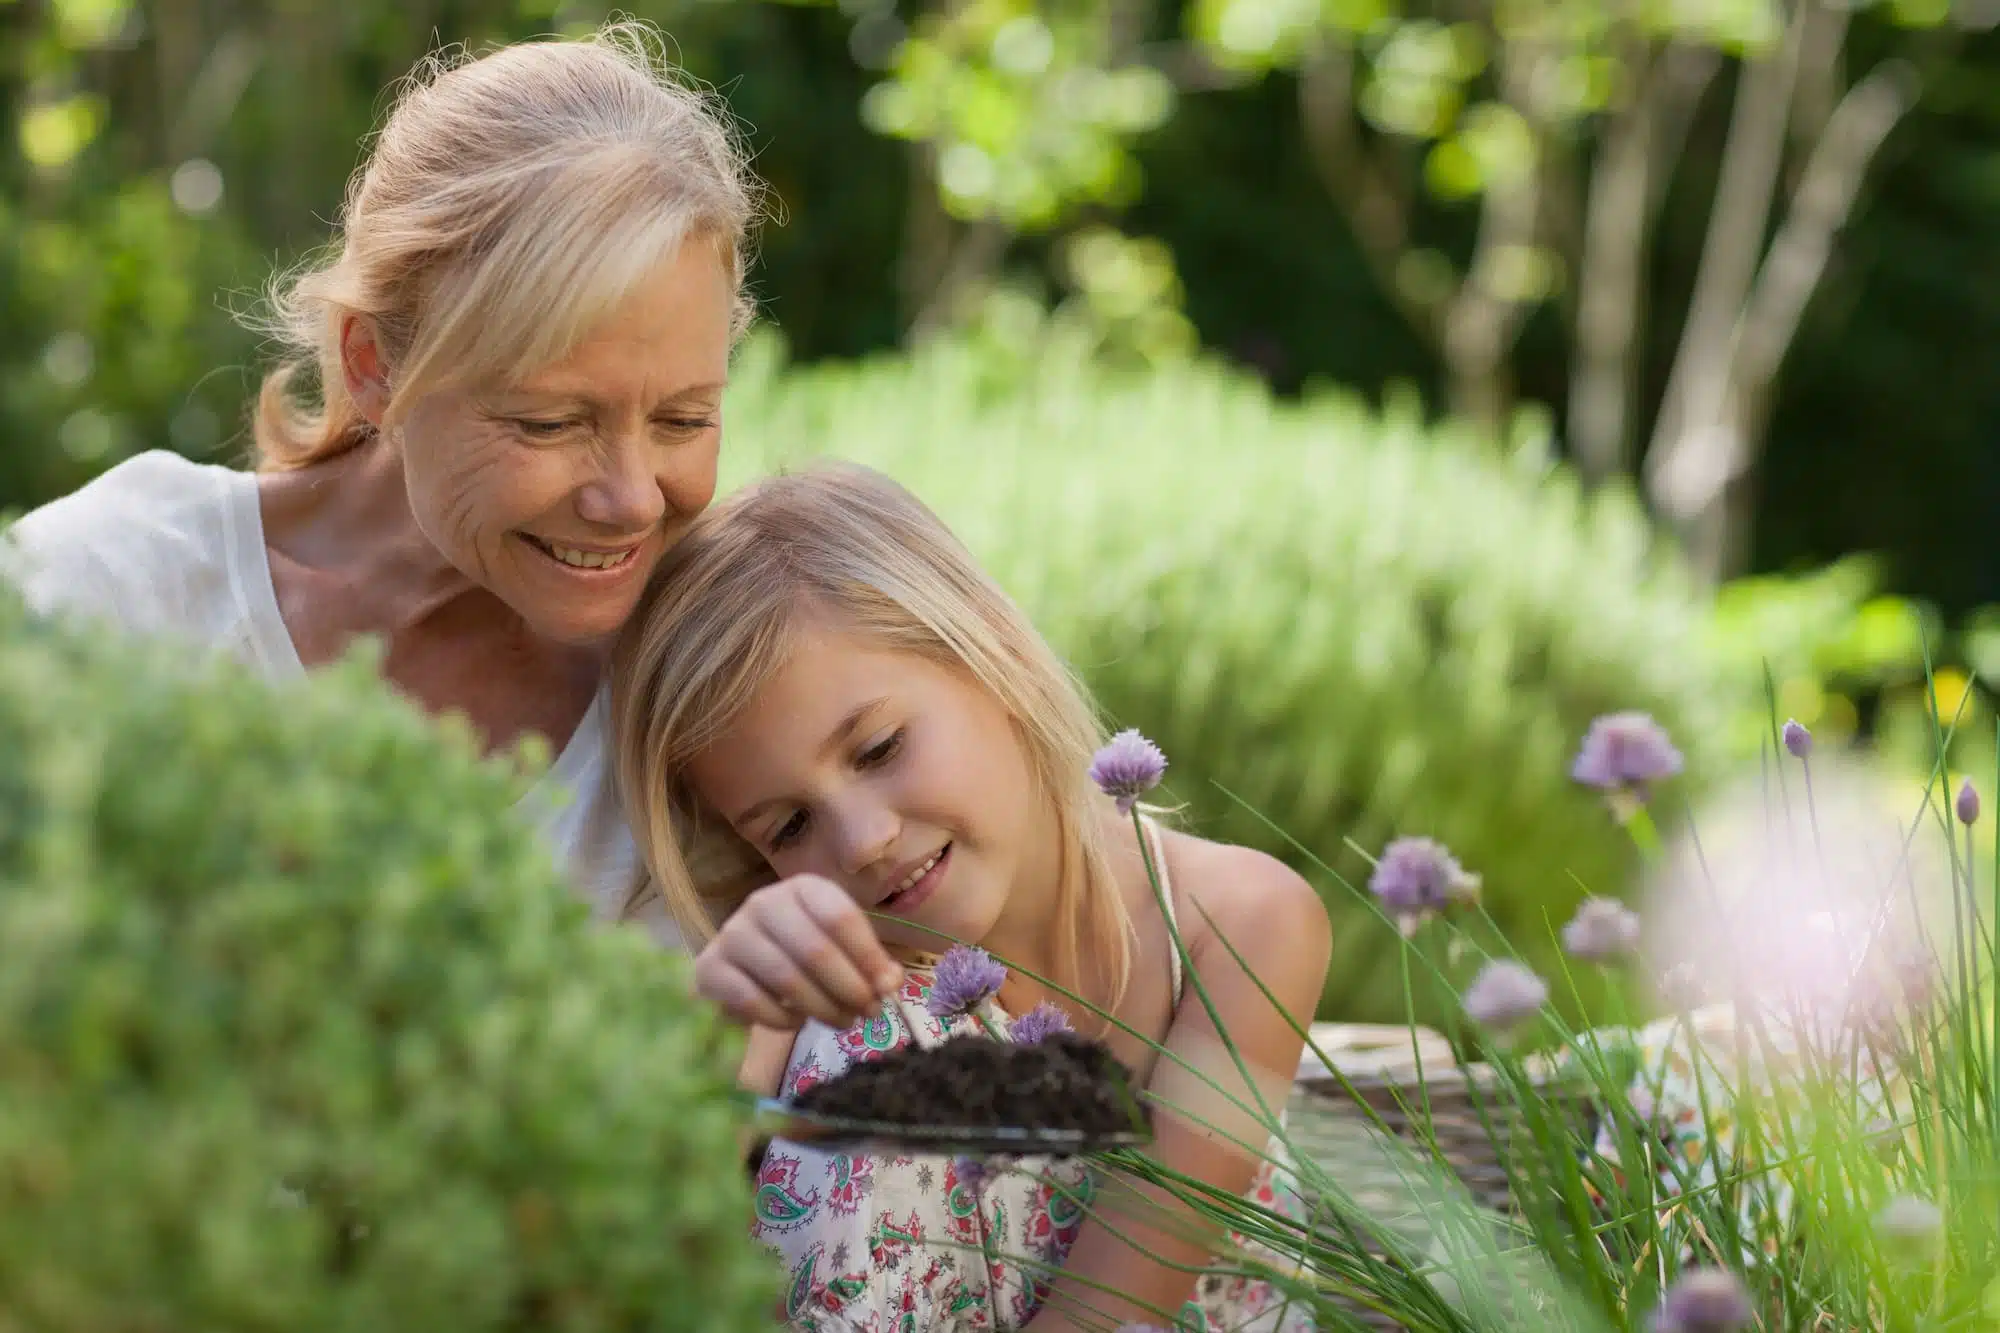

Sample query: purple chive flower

[1782,719,1812,759]
[1571,712,1684,805]
[926,945,1007,1020]
[952,1155,991,1200]
[1462,960,1549,1032]
[1885,942,1939,1010]
[1089,729,1167,815]
[1562,897,1643,962]
[1010,1001,1073,1045]
[1958,778,1980,826]
[1651,1267,1754,1333]
[1369,837,1480,927]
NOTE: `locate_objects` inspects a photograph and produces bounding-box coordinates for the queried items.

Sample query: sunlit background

[4,0,1998,1025]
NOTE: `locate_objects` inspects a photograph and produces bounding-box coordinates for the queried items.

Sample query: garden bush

[719,331,1743,1024]
[0,583,776,1330]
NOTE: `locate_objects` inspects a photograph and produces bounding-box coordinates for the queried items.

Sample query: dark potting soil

[789,1032,1148,1137]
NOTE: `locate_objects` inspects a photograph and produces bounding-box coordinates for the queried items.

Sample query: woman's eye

[858,730,904,769]
[512,418,574,439]
[656,416,719,435]
[768,809,809,851]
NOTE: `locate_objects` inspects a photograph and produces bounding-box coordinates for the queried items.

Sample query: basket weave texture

[1279,1025,1601,1331]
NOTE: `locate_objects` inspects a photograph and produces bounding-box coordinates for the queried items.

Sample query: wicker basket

[1278,1025,1602,1330]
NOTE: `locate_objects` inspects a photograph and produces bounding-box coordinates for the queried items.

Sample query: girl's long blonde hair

[610,462,1135,1017]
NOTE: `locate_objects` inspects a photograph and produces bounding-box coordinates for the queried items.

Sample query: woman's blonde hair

[249,19,761,470]
[610,462,1136,1018]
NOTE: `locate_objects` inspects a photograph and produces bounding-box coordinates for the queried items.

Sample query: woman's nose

[574,435,667,532]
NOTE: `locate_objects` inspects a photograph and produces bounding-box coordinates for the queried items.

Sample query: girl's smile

[879,841,951,915]
[683,626,1061,963]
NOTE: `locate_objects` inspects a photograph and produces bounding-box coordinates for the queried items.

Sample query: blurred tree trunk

[1240,0,1937,580]
[1298,34,1540,432]
[1644,1,1920,580]
[898,141,1012,341]
[1568,44,1718,485]
[1437,40,1548,437]
[1295,39,1434,340]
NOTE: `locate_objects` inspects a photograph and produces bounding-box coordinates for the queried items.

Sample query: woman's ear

[338,314,392,426]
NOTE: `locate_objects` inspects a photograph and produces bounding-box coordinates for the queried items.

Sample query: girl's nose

[831,796,901,882]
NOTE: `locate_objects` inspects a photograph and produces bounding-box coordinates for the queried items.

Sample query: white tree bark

[1569,43,1720,483]
[1647,50,1918,579]
[1733,59,1921,414]
[1439,159,1541,432]
[1646,0,1827,496]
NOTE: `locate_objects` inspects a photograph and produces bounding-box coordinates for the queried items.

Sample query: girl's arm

[738,1023,801,1097]
[733,1024,800,1170]
[1024,845,1332,1332]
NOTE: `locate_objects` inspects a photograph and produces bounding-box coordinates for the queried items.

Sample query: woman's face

[386,244,735,647]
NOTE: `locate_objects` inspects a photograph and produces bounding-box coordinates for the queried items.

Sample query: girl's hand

[694,874,906,1029]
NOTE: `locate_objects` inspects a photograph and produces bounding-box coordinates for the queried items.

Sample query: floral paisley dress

[750,824,1318,1332]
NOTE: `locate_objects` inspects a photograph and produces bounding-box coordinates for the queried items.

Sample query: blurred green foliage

[0,177,264,507]
[1710,557,2000,794]
[0,582,777,1328]
[857,0,1175,229]
[1,0,1997,1022]
[716,329,1734,1025]
[1,0,1996,612]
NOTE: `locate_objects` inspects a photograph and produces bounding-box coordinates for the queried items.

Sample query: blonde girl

[612,462,1332,1331]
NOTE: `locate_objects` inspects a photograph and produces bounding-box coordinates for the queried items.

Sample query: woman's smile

[516,530,650,581]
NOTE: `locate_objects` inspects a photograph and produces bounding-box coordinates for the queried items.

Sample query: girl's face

[684,625,1056,958]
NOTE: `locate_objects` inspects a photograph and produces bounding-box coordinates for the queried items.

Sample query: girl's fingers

[722,926,861,1029]
[762,912,884,1023]
[788,876,905,998]
[693,875,906,1030]
[692,951,797,1030]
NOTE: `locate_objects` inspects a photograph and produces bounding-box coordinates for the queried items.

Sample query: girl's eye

[768,809,809,852]
[858,729,904,769]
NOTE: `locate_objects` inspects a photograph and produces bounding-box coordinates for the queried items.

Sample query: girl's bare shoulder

[1154,828,1326,944]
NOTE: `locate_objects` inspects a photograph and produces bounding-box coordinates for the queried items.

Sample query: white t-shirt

[2,449,682,949]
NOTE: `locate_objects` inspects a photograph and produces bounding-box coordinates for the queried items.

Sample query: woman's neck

[259,437,483,637]
[257,437,604,755]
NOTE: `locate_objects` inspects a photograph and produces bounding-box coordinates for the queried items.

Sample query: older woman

[1,21,760,942]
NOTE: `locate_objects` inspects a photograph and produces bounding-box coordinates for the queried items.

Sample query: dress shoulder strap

[1139,816,1184,1004]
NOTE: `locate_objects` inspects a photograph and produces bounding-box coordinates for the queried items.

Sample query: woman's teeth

[537,539,636,570]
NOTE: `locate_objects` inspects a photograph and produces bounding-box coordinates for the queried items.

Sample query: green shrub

[719,332,1742,1025]
[0,585,776,1330]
